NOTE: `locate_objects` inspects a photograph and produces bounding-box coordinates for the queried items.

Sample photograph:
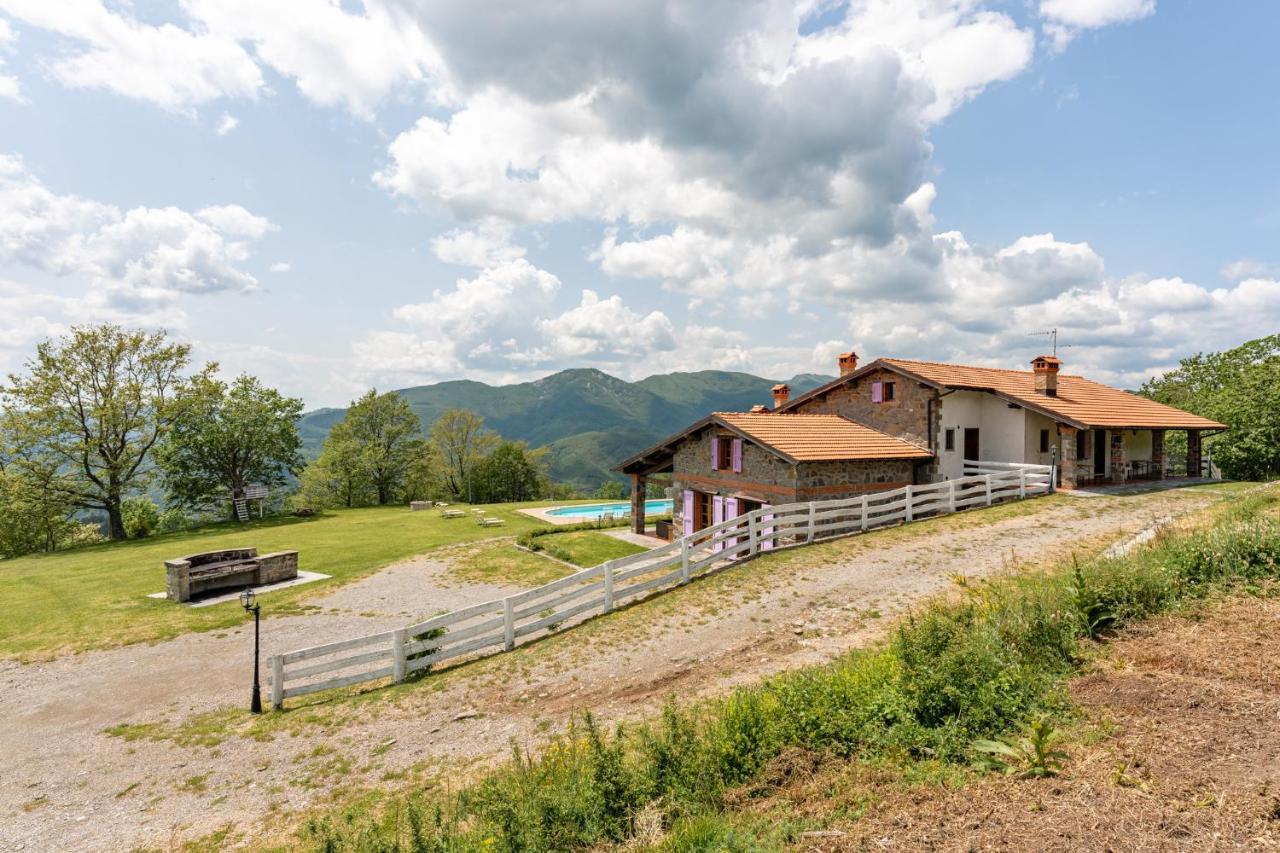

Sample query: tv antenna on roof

[1027,328,1070,357]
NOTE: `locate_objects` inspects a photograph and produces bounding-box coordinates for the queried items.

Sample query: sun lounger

[477,515,505,527]
[440,509,467,518]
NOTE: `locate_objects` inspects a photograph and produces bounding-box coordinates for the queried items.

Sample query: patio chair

[440,508,466,519]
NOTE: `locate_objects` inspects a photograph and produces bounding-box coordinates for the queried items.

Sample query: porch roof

[781,357,1226,431]
[614,411,931,474]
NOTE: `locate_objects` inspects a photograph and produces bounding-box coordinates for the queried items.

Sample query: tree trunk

[377,484,389,505]
[106,500,126,540]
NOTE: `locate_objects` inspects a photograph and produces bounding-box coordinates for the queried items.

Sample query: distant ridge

[297,368,833,491]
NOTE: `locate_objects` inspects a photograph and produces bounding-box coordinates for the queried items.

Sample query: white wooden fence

[268,461,1052,708]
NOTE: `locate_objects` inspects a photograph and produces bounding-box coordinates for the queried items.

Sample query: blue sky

[0,0,1276,408]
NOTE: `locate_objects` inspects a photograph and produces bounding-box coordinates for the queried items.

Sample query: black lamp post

[240,588,263,714]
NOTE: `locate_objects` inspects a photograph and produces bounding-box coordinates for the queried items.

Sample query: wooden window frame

[944,428,955,452]
[883,381,895,402]
[1039,429,1050,453]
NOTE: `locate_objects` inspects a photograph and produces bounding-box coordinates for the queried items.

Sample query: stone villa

[616,350,1225,537]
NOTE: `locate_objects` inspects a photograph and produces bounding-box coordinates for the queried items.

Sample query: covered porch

[616,449,677,539]
[1058,426,1220,489]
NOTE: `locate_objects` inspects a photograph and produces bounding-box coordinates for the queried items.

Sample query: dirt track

[0,486,1224,851]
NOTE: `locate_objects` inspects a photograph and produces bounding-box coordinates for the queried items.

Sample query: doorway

[963,428,980,461]
[1093,429,1106,478]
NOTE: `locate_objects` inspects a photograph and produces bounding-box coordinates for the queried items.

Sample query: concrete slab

[147,570,331,607]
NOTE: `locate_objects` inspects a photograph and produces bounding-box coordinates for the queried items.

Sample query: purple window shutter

[760,504,774,551]
[712,496,724,552]
[725,497,739,551]
[871,381,883,403]
[732,438,743,473]
[711,437,720,470]
[682,490,694,536]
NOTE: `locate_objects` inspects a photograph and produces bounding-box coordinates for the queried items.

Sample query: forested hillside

[297,368,832,490]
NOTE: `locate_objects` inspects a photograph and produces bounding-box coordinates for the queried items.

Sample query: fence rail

[268,461,1053,708]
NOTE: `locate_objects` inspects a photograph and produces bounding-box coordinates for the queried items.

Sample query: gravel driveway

[0,486,1222,852]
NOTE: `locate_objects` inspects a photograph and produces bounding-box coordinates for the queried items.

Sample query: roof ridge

[884,357,1091,380]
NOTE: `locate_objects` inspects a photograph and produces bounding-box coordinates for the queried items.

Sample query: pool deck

[518,503,672,527]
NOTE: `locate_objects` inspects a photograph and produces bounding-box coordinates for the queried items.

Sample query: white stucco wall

[937,391,1037,478]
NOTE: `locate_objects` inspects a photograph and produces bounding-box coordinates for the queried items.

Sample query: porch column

[1151,429,1165,480]
[1186,429,1202,478]
[1058,426,1078,489]
[631,473,646,534]
[1110,431,1126,483]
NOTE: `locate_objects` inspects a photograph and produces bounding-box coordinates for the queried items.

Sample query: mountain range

[298,368,833,491]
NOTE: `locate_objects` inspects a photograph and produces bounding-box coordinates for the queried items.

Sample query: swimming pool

[547,499,673,520]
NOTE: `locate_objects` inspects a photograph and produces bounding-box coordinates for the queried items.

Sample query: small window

[883,381,896,401]
[1039,429,1050,453]
[944,428,955,452]
[713,436,734,471]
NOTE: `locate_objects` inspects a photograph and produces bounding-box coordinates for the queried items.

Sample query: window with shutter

[731,438,743,473]
[871,381,883,403]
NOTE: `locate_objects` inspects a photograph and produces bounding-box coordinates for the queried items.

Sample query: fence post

[860,494,869,530]
[603,561,615,612]
[948,479,957,513]
[904,485,914,522]
[806,502,816,543]
[392,628,408,683]
[680,538,691,584]
[985,474,993,506]
[1018,468,1026,499]
[502,597,515,651]
[748,514,759,556]
[270,655,284,710]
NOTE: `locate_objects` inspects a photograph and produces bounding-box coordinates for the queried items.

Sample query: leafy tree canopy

[2,325,211,539]
[157,374,304,513]
[470,440,548,504]
[1141,334,1280,480]
[430,408,500,501]
[344,389,424,505]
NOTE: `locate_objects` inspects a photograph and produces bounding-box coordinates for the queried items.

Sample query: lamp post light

[240,588,263,714]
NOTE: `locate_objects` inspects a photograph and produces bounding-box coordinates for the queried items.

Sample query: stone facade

[1151,429,1165,480]
[670,423,913,530]
[1187,429,1202,477]
[796,459,913,498]
[1110,431,1126,483]
[793,367,940,479]
[1058,425,1078,489]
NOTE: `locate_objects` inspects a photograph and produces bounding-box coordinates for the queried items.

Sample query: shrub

[121,497,160,539]
[156,507,191,534]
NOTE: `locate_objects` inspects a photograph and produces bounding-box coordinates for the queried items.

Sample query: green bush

[301,492,1280,852]
[121,497,160,539]
[156,507,191,534]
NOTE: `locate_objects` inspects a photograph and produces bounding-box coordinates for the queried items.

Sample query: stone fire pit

[164,548,299,602]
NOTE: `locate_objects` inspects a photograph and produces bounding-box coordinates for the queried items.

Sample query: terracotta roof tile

[715,412,932,462]
[881,358,1226,430]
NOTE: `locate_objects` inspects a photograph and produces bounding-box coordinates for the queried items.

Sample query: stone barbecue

[164,548,299,602]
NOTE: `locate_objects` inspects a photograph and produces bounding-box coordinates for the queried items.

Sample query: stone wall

[258,551,299,585]
[795,459,914,498]
[793,367,940,478]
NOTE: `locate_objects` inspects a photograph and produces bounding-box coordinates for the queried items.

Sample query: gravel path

[0,487,1221,852]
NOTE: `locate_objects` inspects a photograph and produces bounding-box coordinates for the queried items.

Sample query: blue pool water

[548,499,673,520]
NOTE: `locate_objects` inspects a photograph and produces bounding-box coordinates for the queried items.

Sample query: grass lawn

[446,540,575,587]
[0,500,567,662]
[532,529,648,567]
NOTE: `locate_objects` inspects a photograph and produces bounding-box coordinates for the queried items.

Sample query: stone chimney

[1031,355,1061,396]
[750,404,768,413]
[838,351,859,376]
[771,383,790,409]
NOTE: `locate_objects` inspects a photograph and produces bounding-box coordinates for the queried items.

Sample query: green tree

[297,420,374,508]
[594,480,626,500]
[2,325,211,539]
[429,408,500,501]
[1141,334,1280,481]
[343,390,424,505]
[404,443,443,502]
[471,441,548,503]
[157,374,304,515]
[0,459,78,557]
[121,497,160,539]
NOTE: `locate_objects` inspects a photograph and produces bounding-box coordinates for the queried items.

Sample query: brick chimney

[771,383,790,409]
[750,404,768,413]
[1031,355,1061,396]
[838,351,859,376]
